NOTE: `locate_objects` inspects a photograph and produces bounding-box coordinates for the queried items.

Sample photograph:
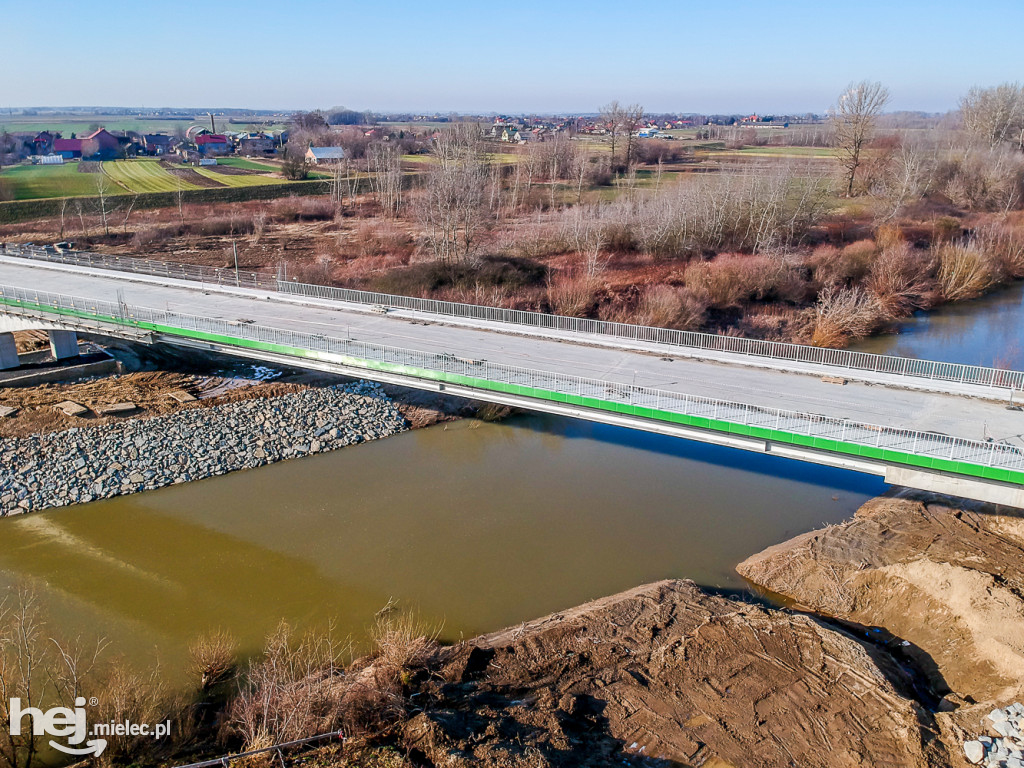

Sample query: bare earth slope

[737,494,1024,706]
[402,579,946,768]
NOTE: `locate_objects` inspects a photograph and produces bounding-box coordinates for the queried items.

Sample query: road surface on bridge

[1,258,1020,451]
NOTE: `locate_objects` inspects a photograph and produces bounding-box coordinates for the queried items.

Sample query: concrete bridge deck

[2,257,1023,506]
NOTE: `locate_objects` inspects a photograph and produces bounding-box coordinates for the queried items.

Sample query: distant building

[33,132,55,154]
[32,154,64,165]
[195,134,229,154]
[143,134,173,155]
[53,138,83,159]
[305,146,345,164]
[237,133,276,155]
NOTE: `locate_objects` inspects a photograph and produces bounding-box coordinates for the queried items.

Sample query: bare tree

[0,588,104,768]
[368,141,403,216]
[960,82,1024,150]
[830,80,891,196]
[417,125,488,263]
[121,195,139,236]
[94,169,114,236]
[622,103,645,168]
[599,101,627,164]
[599,101,644,167]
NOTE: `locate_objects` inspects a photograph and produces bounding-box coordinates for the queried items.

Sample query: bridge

[1,245,1023,508]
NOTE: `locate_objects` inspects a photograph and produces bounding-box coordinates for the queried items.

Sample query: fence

[2,282,1022,484]
[1,243,278,290]
[4,242,1023,392]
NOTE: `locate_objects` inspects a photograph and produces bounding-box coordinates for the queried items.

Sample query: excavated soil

[401,580,948,768]
[0,370,310,438]
[737,493,1024,707]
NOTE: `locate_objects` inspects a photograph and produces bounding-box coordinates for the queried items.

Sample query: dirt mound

[737,493,1024,706]
[403,580,945,768]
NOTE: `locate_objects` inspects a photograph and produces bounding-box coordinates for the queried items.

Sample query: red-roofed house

[54,129,121,160]
[195,134,229,155]
[54,138,83,159]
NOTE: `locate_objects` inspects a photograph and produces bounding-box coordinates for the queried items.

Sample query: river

[852,281,1024,369]
[0,414,882,678]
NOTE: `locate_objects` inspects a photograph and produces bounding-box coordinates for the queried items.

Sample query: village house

[305,146,345,164]
[195,134,230,155]
[236,132,276,155]
[52,128,121,160]
[142,134,173,155]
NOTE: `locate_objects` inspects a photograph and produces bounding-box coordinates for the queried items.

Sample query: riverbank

[0,381,409,515]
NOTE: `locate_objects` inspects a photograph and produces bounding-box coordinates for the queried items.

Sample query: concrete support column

[0,333,18,370]
[48,330,79,361]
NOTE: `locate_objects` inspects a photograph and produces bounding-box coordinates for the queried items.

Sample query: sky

[4,0,1023,114]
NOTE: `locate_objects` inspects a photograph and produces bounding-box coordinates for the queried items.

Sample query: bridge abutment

[0,332,18,370]
[48,330,79,361]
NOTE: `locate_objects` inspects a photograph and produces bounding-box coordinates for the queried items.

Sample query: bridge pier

[0,332,18,370]
[48,330,80,361]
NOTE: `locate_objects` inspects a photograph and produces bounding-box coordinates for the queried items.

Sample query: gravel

[963,703,1024,767]
[0,381,408,515]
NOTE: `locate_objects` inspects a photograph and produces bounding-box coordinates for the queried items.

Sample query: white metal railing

[4,242,1022,392]
[1,282,1021,477]
[1,243,278,290]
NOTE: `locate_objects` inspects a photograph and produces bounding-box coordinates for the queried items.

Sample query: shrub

[973,221,1024,280]
[866,243,936,317]
[224,622,349,750]
[808,239,878,287]
[811,285,886,347]
[368,255,546,297]
[189,630,239,690]
[683,253,809,309]
[934,241,998,301]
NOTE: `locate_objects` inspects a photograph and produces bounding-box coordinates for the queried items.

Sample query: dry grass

[684,253,809,309]
[224,622,350,751]
[632,285,707,329]
[546,272,599,316]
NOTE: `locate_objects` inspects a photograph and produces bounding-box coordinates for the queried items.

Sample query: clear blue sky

[7,0,1023,114]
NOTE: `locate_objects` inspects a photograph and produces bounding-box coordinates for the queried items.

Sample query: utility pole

[233,241,240,287]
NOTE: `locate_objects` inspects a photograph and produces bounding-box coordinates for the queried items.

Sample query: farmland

[216,157,279,172]
[193,168,289,187]
[103,160,201,193]
[0,163,100,199]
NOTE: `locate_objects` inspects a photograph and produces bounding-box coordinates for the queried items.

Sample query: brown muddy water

[0,413,884,679]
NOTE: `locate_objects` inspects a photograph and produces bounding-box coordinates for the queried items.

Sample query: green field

[0,163,102,199]
[216,157,279,172]
[103,160,200,193]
